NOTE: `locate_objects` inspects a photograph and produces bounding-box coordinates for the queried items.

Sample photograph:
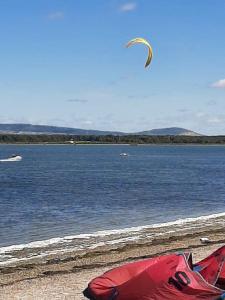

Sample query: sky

[0,0,225,135]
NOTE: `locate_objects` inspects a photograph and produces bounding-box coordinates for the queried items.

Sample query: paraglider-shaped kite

[126,37,153,68]
[83,245,225,300]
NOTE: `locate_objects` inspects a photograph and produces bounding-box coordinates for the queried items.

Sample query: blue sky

[0,0,225,134]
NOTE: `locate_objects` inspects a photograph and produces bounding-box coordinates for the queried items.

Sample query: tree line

[1,134,225,144]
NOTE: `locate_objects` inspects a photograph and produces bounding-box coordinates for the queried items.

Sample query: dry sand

[0,229,224,300]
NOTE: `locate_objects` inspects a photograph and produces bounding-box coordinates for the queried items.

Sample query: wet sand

[0,228,224,299]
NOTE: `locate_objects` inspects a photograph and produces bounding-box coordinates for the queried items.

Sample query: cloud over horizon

[119,2,137,12]
[211,79,225,88]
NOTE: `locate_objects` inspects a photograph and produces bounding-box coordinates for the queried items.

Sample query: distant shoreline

[1,134,225,145]
[1,142,225,146]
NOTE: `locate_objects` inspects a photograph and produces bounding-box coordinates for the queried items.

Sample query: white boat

[120,153,129,157]
[0,155,22,162]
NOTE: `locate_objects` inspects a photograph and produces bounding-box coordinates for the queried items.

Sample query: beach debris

[200,237,211,244]
[126,37,153,68]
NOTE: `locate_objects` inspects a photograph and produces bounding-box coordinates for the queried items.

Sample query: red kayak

[83,245,225,300]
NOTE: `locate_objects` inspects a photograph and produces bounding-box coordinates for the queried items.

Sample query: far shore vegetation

[1,134,225,144]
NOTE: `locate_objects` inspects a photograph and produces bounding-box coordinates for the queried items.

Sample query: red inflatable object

[83,246,225,300]
[194,245,225,289]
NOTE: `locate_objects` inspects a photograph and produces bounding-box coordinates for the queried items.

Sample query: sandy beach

[1,0,225,298]
[0,228,224,300]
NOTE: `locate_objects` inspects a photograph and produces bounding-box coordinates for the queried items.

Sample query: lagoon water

[0,144,225,252]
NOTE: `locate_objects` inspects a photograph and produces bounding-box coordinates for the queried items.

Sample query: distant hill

[0,124,123,136]
[137,127,202,136]
[0,124,202,136]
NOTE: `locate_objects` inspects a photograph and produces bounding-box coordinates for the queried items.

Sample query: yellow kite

[126,37,153,68]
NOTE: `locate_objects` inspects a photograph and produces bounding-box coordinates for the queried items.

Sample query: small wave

[0,211,225,256]
[0,237,66,254]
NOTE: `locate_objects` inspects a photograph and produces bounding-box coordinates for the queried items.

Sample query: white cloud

[0,116,31,124]
[196,112,205,118]
[66,99,88,103]
[119,2,137,12]
[82,120,93,125]
[47,11,64,20]
[207,100,217,106]
[207,116,225,124]
[177,108,191,113]
[211,79,225,88]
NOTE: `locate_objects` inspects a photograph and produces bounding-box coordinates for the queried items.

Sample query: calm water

[0,144,225,248]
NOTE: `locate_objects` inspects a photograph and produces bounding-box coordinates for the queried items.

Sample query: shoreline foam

[0,211,225,268]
